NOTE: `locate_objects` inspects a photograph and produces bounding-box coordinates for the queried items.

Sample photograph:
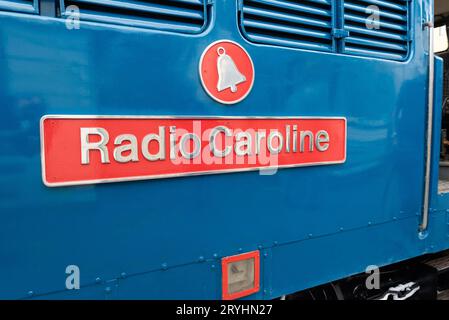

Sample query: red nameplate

[40,116,346,187]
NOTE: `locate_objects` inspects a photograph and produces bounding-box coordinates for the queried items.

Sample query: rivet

[161,263,168,270]
[339,227,344,232]
[120,272,127,279]
[105,287,111,294]
[263,253,268,258]
[211,264,216,269]
[238,248,243,253]
[213,253,218,259]
[308,234,313,238]
[95,277,102,284]
[273,241,278,246]
[27,291,34,297]
[199,256,205,262]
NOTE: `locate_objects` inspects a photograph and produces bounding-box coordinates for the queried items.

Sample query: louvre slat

[350,0,407,12]
[171,0,204,5]
[344,46,406,60]
[247,0,333,18]
[302,0,334,6]
[345,36,408,52]
[243,7,333,29]
[246,33,333,51]
[303,0,332,5]
[60,0,208,33]
[0,0,37,13]
[345,25,406,41]
[244,19,332,40]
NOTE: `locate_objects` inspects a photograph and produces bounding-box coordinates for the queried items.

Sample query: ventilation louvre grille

[60,0,208,34]
[240,0,411,61]
[240,0,334,52]
[0,0,38,14]
[343,0,410,60]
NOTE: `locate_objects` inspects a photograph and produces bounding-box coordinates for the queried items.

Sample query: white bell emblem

[216,47,246,93]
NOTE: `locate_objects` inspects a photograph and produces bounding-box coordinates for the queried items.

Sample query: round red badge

[199,40,255,105]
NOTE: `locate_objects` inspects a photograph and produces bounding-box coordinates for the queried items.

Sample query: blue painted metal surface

[0,0,446,299]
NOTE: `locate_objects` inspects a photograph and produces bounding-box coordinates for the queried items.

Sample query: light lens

[222,250,260,300]
[227,258,255,294]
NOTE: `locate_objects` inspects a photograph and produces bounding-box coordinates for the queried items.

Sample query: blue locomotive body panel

[0,0,447,299]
